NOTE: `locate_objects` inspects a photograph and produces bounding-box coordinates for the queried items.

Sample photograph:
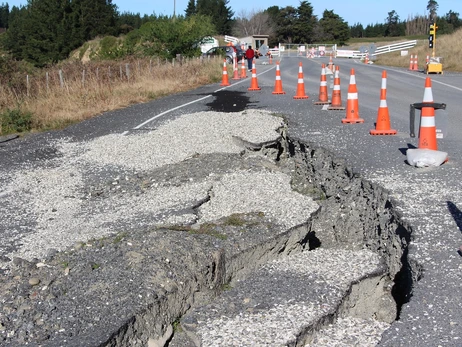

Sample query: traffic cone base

[342,117,364,124]
[328,105,346,110]
[370,128,397,135]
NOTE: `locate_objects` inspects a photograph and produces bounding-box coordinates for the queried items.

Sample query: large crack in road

[0,110,418,346]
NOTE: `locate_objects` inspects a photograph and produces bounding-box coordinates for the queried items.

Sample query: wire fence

[2,56,199,101]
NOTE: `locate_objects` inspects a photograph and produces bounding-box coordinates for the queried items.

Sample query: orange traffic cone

[418,77,438,150]
[293,62,309,99]
[314,64,329,105]
[327,53,334,71]
[272,61,286,94]
[412,55,419,71]
[409,55,414,70]
[269,55,273,65]
[220,60,230,86]
[342,68,364,123]
[248,59,261,91]
[370,70,397,135]
[328,66,345,110]
[240,58,247,78]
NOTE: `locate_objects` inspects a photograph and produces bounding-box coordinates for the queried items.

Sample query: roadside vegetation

[0,0,459,136]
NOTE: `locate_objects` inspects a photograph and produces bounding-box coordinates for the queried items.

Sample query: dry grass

[0,56,225,135]
[374,29,462,71]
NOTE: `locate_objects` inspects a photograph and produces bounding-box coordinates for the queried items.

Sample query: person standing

[245,45,255,71]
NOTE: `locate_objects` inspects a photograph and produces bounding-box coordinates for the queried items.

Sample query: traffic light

[429,24,436,49]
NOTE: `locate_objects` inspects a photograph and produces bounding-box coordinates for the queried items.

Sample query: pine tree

[318,10,349,44]
[77,0,118,41]
[294,1,316,43]
[185,0,196,17]
[195,0,234,35]
[0,2,9,29]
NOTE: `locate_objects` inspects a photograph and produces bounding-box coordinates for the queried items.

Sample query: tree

[273,6,298,43]
[195,0,234,35]
[427,0,438,21]
[4,5,27,59]
[293,1,316,43]
[0,2,9,29]
[4,0,72,66]
[318,10,349,44]
[185,0,196,17]
[385,10,402,36]
[443,10,461,32]
[232,9,273,37]
[405,14,428,36]
[350,23,364,38]
[4,0,119,66]
[76,0,118,41]
[137,14,216,59]
[264,6,283,45]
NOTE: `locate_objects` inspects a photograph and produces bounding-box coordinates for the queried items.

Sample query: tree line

[0,0,460,68]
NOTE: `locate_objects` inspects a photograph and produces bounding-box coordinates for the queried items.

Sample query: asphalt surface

[1,55,462,345]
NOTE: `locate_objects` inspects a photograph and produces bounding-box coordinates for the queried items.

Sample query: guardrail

[336,40,418,59]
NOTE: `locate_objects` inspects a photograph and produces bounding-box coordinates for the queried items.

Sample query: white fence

[277,43,337,57]
[336,40,418,59]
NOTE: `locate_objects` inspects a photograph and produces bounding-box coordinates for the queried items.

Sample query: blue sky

[4,0,461,26]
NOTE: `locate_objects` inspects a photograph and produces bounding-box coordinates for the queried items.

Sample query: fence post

[108,66,111,82]
[26,75,30,97]
[120,65,123,80]
[82,69,85,87]
[59,69,64,88]
[125,63,130,81]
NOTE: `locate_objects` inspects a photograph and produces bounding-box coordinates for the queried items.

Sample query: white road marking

[121,66,276,135]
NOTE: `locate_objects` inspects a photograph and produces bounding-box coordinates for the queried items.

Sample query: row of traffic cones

[409,54,419,71]
[220,59,440,151]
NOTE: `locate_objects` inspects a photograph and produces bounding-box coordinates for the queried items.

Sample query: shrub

[0,108,33,135]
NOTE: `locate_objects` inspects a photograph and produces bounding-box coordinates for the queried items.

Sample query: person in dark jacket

[245,46,255,71]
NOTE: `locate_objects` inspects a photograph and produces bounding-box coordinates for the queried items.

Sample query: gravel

[0,110,287,264]
[0,108,396,346]
[182,248,390,346]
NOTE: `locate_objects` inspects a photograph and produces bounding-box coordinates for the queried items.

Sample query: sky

[4,0,461,26]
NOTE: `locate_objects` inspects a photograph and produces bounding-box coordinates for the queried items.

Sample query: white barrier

[336,40,418,59]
